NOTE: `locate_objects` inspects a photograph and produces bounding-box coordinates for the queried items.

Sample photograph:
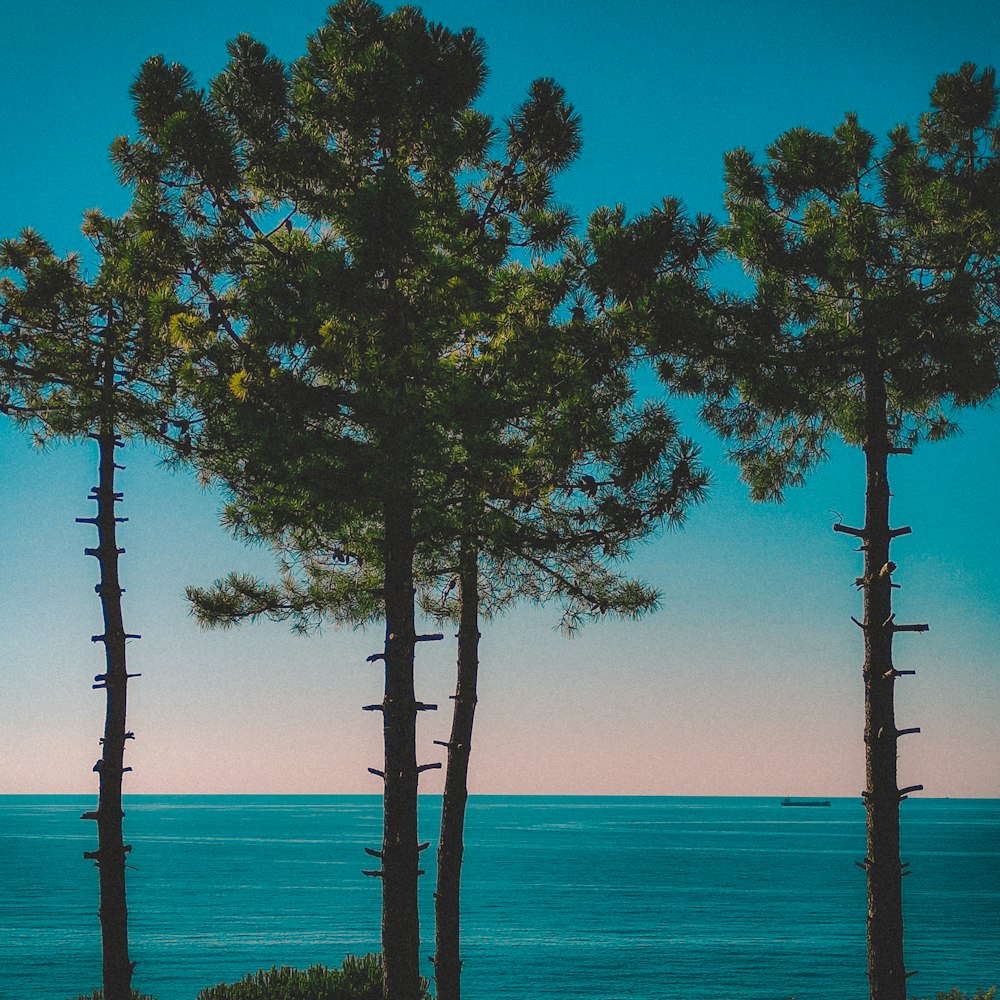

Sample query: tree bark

[380,472,423,1000]
[434,545,480,1000]
[82,339,135,1000]
[861,370,906,1000]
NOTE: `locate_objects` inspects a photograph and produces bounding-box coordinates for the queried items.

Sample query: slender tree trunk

[861,371,907,1000]
[379,473,423,1000]
[434,544,480,1000]
[81,341,135,1000]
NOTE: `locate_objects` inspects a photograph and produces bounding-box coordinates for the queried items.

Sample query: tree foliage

[698,64,1000,500]
[0,214,180,440]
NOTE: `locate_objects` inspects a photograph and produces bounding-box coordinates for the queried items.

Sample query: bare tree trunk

[80,341,135,1000]
[377,475,424,1000]
[433,545,480,1000]
[853,370,923,1000]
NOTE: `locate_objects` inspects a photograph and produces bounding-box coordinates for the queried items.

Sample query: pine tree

[112,5,601,996]
[114,7,715,996]
[419,223,713,1000]
[0,214,179,1000]
[657,66,1000,1000]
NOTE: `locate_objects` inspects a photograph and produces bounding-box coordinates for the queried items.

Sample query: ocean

[2,796,996,1000]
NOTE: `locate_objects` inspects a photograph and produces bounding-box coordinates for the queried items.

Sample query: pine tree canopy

[0,214,181,440]
[111,0,711,634]
[647,64,1000,501]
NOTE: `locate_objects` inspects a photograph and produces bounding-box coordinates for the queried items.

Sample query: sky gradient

[2,1,998,798]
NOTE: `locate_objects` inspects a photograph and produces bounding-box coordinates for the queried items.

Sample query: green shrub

[70,991,159,1000]
[195,953,430,1000]
[914,989,997,1000]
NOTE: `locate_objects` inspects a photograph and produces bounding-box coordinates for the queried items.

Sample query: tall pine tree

[111,4,674,995]
[0,213,179,1000]
[647,66,1000,1000]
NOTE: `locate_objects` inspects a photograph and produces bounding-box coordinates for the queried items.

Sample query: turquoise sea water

[2,795,996,1000]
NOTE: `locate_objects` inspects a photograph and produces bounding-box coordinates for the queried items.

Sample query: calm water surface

[2,795,997,999]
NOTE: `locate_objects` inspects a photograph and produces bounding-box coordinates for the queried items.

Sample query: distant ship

[781,796,831,807]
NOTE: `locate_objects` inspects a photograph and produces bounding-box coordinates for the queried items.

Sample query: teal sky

[1,1,998,797]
